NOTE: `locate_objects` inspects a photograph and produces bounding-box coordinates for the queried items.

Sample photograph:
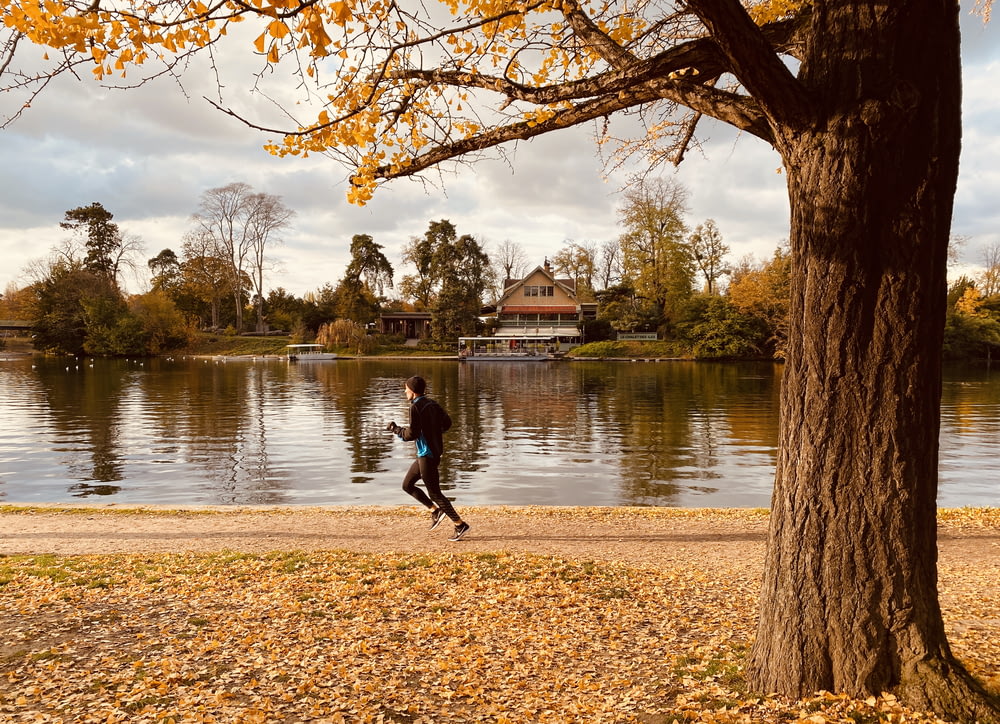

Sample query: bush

[568,340,687,359]
[680,296,767,360]
[415,338,455,354]
[580,318,614,343]
[570,340,627,357]
[379,333,407,346]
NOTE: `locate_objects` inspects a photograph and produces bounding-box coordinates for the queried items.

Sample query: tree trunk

[748,2,999,720]
[232,289,244,333]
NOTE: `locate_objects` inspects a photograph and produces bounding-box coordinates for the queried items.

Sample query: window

[524,285,554,297]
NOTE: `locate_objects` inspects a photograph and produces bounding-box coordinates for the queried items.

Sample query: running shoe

[449,522,470,541]
[430,508,447,530]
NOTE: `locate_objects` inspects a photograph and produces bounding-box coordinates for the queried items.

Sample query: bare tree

[596,240,623,292]
[688,219,730,295]
[980,241,1000,298]
[491,239,529,301]
[193,183,292,333]
[245,192,294,333]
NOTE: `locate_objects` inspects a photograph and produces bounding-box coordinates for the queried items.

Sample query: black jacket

[400,396,452,460]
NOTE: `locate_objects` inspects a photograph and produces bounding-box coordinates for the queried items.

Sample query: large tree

[344,233,394,297]
[148,248,182,294]
[552,241,598,301]
[618,176,696,332]
[330,234,394,325]
[3,0,998,719]
[688,219,730,296]
[433,231,493,340]
[60,203,142,288]
[192,183,292,333]
[400,219,492,339]
[27,260,111,355]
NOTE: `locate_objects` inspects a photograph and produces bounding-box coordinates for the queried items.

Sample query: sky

[1,11,999,300]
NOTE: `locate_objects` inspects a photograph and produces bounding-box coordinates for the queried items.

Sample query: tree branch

[372,70,772,183]
[559,0,637,69]
[373,86,664,181]
[685,0,810,129]
[389,15,801,109]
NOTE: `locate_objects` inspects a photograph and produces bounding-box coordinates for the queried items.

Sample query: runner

[386,375,470,541]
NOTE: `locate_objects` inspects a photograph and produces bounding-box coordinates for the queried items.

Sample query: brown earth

[2,505,996,575]
[1,505,997,721]
[4,504,997,664]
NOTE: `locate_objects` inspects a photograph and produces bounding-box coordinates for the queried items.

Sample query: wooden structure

[492,260,597,349]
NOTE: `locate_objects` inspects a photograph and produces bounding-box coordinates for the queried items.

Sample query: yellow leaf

[330,1,351,24]
[253,32,266,53]
[267,20,289,39]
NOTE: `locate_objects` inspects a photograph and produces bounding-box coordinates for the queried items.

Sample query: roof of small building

[497,305,578,314]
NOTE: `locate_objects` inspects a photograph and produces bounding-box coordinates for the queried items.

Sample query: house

[378,311,432,340]
[491,259,597,349]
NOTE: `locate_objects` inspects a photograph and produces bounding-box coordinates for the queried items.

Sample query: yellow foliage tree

[3,0,998,720]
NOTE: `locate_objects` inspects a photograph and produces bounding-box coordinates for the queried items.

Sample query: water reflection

[0,357,996,507]
[32,359,128,492]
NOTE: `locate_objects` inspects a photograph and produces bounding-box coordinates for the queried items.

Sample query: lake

[0,356,996,508]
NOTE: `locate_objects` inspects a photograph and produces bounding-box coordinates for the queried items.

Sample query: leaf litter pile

[1,511,997,723]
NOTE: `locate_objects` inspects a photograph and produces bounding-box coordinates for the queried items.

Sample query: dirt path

[2,505,996,576]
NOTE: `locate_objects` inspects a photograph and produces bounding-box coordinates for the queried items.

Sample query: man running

[386,375,470,541]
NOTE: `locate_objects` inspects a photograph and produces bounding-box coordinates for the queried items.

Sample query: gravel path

[2,505,996,576]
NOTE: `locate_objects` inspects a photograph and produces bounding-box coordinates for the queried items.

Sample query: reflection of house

[492,260,597,348]
[378,311,432,340]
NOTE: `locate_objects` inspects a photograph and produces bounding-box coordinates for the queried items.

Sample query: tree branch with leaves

[3,0,999,718]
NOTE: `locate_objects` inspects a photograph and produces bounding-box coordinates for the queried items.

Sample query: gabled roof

[496,265,578,308]
[504,276,575,292]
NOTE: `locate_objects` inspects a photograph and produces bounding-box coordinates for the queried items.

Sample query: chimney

[543,257,551,272]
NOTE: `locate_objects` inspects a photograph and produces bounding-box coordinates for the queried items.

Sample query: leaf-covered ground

[1,521,997,724]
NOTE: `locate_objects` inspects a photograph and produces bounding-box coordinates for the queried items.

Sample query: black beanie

[405,376,426,395]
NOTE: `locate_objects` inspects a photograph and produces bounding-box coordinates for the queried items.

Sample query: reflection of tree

[306,360,475,494]
[69,483,122,497]
[300,361,398,484]
[34,359,127,487]
[940,368,1000,435]
[148,359,292,504]
[582,362,688,505]
[572,362,782,506]
[17,357,785,506]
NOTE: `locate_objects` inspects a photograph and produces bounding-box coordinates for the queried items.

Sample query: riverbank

[1,506,997,722]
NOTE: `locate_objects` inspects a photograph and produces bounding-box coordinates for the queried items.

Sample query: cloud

[1,13,999,299]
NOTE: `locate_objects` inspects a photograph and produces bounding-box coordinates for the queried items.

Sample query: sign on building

[617,332,658,341]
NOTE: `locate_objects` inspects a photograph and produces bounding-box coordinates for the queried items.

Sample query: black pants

[401,456,460,523]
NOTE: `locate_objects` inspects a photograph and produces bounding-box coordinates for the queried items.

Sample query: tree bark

[748,2,999,720]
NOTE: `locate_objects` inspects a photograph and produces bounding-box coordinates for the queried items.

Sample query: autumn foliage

[1,507,997,723]
[2,0,807,203]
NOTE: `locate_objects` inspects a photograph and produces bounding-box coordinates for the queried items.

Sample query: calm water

[0,357,996,508]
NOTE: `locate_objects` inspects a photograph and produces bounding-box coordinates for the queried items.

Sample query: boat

[285,344,338,361]
[458,336,555,361]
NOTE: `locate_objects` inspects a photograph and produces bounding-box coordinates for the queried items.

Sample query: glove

[386,421,399,433]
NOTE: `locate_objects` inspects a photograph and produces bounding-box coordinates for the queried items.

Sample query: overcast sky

[1,11,998,299]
